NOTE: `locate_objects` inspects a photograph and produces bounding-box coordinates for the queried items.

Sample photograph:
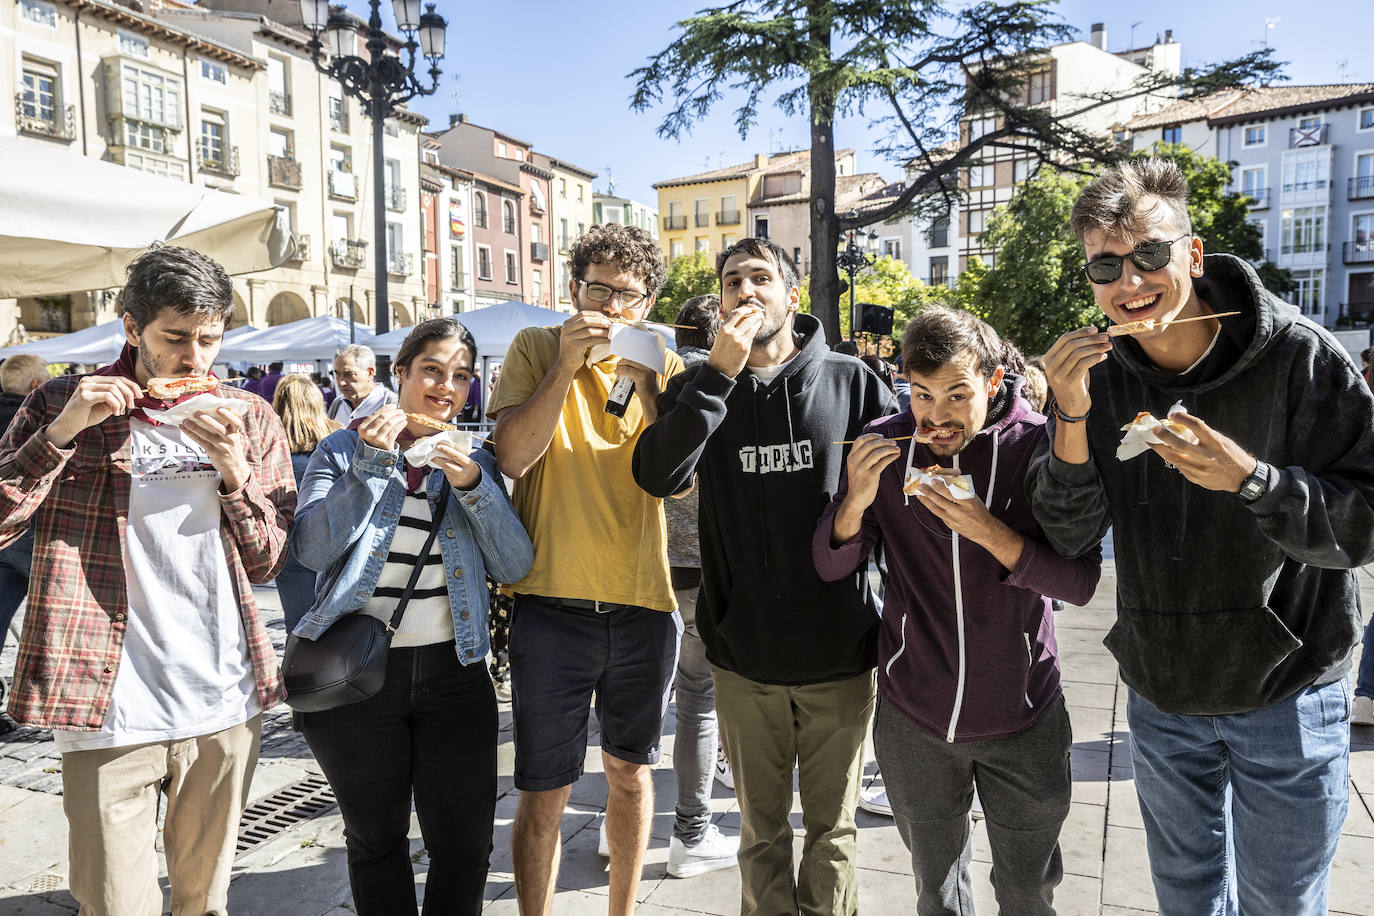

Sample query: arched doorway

[335,297,365,324]
[390,300,412,328]
[265,290,309,326]
[229,290,249,329]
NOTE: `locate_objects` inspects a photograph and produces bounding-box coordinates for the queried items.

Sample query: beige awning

[0,138,294,297]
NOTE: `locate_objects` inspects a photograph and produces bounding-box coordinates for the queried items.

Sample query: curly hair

[568,223,667,295]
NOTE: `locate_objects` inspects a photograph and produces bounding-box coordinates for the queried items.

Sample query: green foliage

[967,145,1294,356]
[651,253,719,323]
[975,169,1100,356]
[803,255,957,339]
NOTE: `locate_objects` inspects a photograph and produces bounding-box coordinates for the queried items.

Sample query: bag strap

[384,478,452,639]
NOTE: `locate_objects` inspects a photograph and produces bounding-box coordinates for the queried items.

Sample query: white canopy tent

[216,316,377,364]
[0,321,259,366]
[0,138,294,297]
[368,301,570,361]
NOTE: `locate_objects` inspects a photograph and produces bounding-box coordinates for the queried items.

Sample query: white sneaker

[714,745,735,790]
[597,819,609,857]
[857,785,893,817]
[1353,695,1374,726]
[667,824,739,878]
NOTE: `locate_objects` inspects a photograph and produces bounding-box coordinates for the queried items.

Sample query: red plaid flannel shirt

[0,376,296,729]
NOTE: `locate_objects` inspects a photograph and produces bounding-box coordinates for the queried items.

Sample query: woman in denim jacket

[292,317,533,915]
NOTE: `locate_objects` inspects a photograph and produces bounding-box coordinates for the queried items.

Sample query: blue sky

[401,0,1367,203]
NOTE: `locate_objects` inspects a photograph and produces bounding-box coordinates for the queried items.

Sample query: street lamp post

[298,0,447,382]
[836,213,878,342]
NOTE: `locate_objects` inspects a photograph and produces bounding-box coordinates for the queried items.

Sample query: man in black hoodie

[1027,157,1374,915]
[634,238,895,915]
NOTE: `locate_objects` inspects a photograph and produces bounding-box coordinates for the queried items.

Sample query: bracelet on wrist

[1051,402,1089,424]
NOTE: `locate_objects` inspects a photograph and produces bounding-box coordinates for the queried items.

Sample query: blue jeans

[1127,682,1350,916]
[0,528,33,654]
[1356,616,1374,698]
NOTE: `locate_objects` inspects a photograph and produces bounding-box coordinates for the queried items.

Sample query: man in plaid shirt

[0,246,295,915]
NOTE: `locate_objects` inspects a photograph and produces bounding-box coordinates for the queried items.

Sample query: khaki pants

[712,666,875,916]
[61,715,262,916]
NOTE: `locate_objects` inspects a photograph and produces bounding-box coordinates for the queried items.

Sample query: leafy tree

[651,252,720,322]
[630,0,1281,343]
[973,169,1096,356]
[970,144,1294,356]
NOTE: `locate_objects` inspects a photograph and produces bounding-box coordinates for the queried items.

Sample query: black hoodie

[1027,254,1374,715]
[634,315,897,685]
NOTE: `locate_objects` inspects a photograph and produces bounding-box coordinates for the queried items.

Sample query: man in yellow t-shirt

[488,223,685,916]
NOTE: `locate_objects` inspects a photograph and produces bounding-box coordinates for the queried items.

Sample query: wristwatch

[1238,460,1273,504]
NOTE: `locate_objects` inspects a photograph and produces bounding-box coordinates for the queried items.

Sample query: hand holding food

[357,406,408,451]
[706,300,765,379]
[45,376,144,448]
[843,434,903,511]
[1043,327,1111,419]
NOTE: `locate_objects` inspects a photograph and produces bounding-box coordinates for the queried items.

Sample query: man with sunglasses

[1027,157,1374,915]
[489,222,685,916]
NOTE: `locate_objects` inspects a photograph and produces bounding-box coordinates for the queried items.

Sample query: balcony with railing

[330,238,367,269]
[1289,124,1328,148]
[197,144,240,178]
[716,209,741,225]
[267,155,302,190]
[1241,186,1270,209]
[694,212,710,228]
[1350,176,1374,201]
[1343,241,1374,265]
[387,251,414,276]
[663,215,687,231]
[269,91,292,116]
[15,96,75,142]
[1343,301,1374,325]
[286,234,311,262]
[450,271,467,291]
[385,183,406,211]
[329,168,357,200]
[530,242,549,261]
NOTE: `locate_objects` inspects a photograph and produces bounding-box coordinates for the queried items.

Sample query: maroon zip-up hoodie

[813,377,1102,742]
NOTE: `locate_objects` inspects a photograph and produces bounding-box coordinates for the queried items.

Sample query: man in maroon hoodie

[814,308,1101,914]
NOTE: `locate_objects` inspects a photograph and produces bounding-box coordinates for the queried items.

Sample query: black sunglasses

[1084,235,1191,284]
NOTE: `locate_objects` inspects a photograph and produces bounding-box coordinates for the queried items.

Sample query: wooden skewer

[404,413,493,444]
[1109,310,1241,336]
[832,434,929,445]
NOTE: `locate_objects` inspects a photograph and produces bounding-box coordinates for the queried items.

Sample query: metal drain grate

[235,775,336,856]
[28,874,63,893]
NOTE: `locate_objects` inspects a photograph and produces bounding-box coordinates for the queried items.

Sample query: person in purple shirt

[258,361,284,403]
[813,308,1101,915]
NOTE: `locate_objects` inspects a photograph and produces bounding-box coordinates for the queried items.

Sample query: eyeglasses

[577,280,647,309]
[1084,235,1191,284]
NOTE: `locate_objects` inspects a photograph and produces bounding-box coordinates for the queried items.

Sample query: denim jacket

[290,429,533,665]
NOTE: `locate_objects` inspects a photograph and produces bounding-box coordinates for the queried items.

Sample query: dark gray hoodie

[1026,254,1374,715]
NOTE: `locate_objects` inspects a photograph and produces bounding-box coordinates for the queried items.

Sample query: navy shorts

[509,595,682,791]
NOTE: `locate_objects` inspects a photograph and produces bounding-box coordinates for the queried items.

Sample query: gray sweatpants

[873,694,1073,915]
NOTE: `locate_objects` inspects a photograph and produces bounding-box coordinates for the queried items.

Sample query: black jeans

[300,641,498,916]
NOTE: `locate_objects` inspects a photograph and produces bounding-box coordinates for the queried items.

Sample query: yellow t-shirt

[487,326,685,612]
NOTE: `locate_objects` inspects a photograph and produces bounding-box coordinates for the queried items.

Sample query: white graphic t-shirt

[53,419,258,753]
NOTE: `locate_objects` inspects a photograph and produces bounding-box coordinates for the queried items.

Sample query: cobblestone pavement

[2,564,1373,915]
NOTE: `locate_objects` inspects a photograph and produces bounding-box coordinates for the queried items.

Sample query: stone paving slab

[2,563,1374,914]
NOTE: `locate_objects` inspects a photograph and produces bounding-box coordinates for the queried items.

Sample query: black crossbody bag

[282,481,451,712]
